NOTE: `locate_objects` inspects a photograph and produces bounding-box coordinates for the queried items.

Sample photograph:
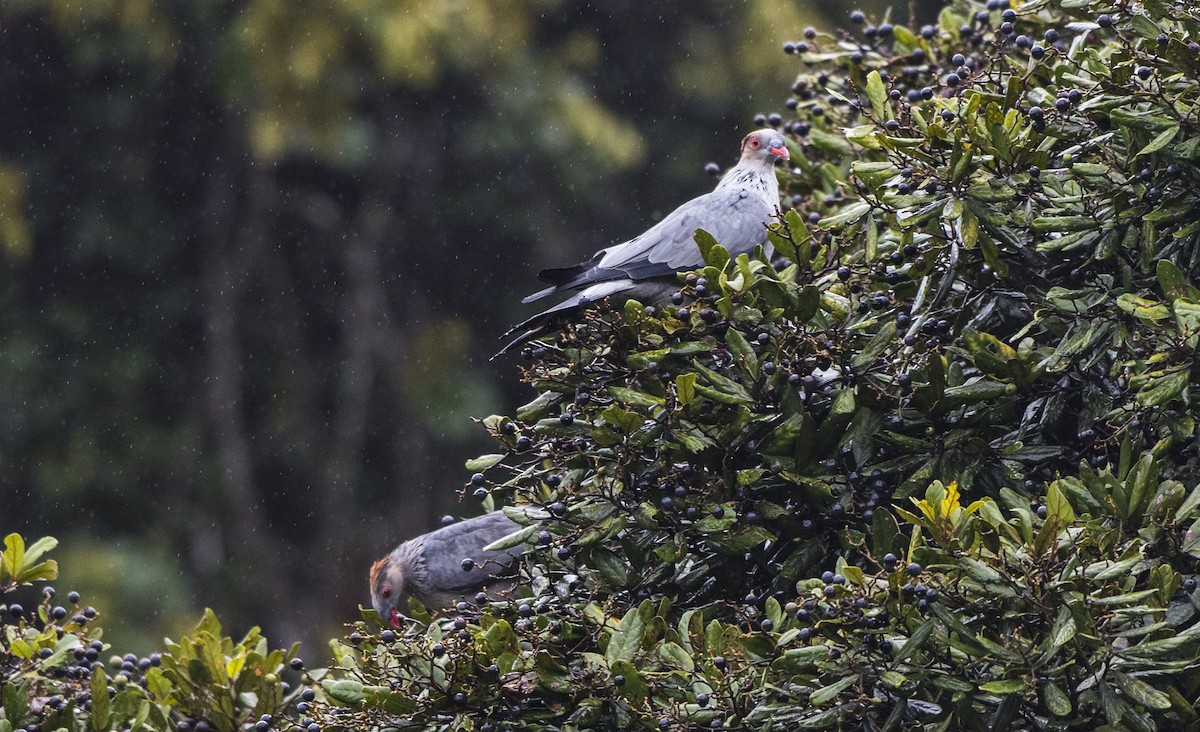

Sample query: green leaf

[90,667,111,732]
[694,229,729,270]
[1042,606,1077,661]
[1043,682,1072,716]
[1113,672,1171,710]
[1,534,25,583]
[606,603,648,663]
[1175,483,1200,522]
[723,328,758,376]
[851,321,897,369]
[676,373,696,406]
[1137,125,1179,157]
[657,641,694,671]
[979,679,1027,695]
[1045,480,1075,526]
[588,547,631,587]
[865,70,887,119]
[1137,370,1188,408]
[896,619,937,661]
[482,524,537,552]
[692,363,754,404]
[608,386,665,409]
[22,536,58,567]
[810,675,857,705]
[465,454,505,472]
[322,678,366,705]
[1117,293,1170,321]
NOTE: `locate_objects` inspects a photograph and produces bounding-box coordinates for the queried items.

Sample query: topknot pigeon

[496,128,789,357]
[370,511,523,625]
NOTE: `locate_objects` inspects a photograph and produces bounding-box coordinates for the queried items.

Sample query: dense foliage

[0,534,307,732]
[0,0,843,652]
[309,0,1200,729]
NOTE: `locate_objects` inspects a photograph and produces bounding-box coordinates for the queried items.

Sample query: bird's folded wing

[597,189,775,277]
[423,513,524,590]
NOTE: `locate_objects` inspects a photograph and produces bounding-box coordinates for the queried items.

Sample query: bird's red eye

[750,137,761,147]
[381,587,392,599]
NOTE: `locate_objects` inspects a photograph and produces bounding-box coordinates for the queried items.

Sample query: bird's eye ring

[381,587,392,598]
[749,137,761,147]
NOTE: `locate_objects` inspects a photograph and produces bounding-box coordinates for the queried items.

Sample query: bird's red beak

[768,144,789,160]
[390,609,402,628]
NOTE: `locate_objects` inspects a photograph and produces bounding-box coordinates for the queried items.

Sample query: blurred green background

[0,0,934,654]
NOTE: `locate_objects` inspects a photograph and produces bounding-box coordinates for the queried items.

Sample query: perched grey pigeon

[370,511,523,625]
[496,128,789,357]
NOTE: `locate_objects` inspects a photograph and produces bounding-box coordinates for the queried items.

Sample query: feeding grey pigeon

[495,128,789,357]
[370,511,523,625]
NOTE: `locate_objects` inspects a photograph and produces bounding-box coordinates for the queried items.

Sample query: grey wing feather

[597,188,775,277]
[421,512,523,593]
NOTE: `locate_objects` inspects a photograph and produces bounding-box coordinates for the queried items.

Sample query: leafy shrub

[314,0,1200,727]
[0,533,306,732]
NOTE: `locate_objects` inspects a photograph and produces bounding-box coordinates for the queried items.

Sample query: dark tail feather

[492,292,591,360]
[493,279,680,360]
[491,325,550,360]
[537,263,592,286]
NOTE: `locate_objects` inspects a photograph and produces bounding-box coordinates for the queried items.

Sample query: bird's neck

[715,159,780,206]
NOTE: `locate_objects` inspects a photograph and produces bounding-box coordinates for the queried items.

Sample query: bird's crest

[369,556,390,596]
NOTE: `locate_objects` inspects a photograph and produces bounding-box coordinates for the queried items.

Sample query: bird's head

[740,129,790,164]
[369,555,406,628]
